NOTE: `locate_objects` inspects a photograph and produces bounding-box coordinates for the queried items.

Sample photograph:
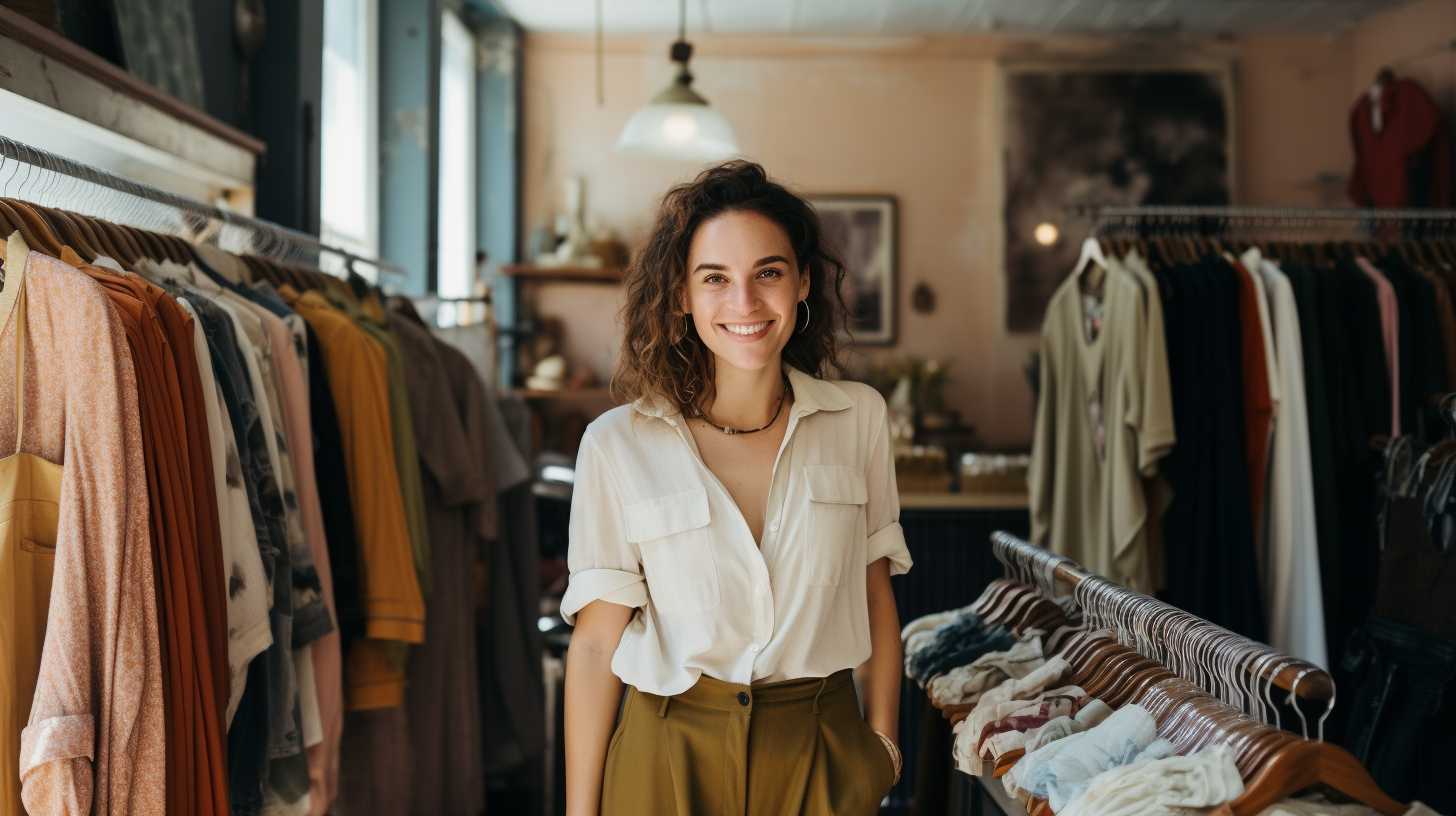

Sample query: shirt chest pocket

[626,487,719,615]
[803,465,868,587]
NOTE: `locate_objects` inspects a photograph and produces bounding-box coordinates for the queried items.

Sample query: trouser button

[737,692,750,706]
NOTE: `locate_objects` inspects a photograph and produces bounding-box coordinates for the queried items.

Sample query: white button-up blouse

[561,367,913,696]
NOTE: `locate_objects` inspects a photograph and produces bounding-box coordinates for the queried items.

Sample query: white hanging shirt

[561,367,912,695]
[1255,260,1329,668]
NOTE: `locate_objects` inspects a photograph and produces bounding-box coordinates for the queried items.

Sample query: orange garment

[281,286,424,711]
[9,239,165,816]
[79,263,229,816]
[1233,260,1272,538]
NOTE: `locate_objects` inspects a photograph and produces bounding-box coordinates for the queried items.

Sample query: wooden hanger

[96,220,142,265]
[47,209,101,261]
[0,199,60,257]
[127,227,167,262]
[70,213,127,264]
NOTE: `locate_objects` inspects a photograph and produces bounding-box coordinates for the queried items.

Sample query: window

[320,0,379,271]
[437,9,477,299]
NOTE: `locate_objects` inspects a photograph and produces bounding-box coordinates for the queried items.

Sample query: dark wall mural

[1004,67,1231,332]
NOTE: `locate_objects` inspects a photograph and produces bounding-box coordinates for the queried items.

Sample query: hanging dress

[0,236,64,815]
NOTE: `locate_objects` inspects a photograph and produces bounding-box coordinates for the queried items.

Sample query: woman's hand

[565,600,634,816]
[855,557,902,746]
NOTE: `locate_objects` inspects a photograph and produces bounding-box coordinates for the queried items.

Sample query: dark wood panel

[887,507,1030,813]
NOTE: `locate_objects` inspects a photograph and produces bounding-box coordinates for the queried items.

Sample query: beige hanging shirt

[6,241,166,816]
[561,367,912,696]
[1028,258,1175,592]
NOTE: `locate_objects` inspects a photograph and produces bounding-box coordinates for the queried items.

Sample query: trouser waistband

[635,668,855,716]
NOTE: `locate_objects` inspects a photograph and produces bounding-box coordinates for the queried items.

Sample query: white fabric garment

[561,367,913,695]
[954,684,1086,775]
[965,658,1073,732]
[1059,742,1244,816]
[1005,703,1161,806]
[975,694,1082,757]
[927,630,1046,707]
[177,297,272,725]
[1255,259,1329,668]
[1259,794,1447,816]
[982,698,1114,760]
[1258,792,1387,816]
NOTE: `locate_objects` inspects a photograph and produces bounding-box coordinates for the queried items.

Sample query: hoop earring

[796,300,811,334]
[674,313,691,344]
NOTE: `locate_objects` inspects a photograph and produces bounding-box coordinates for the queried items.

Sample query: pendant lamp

[614,0,740,161]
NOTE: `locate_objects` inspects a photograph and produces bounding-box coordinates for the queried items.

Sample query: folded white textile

[982,699,1114,760]
[963,658,1073,737]
[1004,704,1161,809]
[953,689,1084,775]
[928,630,1047,708]
[1058,742,1244,816]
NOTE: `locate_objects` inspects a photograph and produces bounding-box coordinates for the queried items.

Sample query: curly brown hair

[611,160,851,415]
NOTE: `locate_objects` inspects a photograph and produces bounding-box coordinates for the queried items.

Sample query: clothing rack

[989,532,1335,703]
[1066,204,1456,242]
[0,134,406,278]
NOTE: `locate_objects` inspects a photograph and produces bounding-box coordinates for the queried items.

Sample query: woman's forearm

[856,557,902,739]
[564,601,632,816]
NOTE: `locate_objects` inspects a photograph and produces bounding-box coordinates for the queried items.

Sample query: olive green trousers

[602,668,896,816]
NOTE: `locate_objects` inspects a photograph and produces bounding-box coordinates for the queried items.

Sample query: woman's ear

[798,266,811,301]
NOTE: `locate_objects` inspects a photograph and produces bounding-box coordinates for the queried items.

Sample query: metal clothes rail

[0,135,406,278]
[1068,205,1456,221]
[1066,204,1456,242]
[989,531,1335,703]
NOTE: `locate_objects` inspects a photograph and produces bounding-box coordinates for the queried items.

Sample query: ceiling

[492,0,1413,35]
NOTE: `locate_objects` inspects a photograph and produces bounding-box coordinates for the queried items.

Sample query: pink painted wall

[519,22,1442,449]
[1237,34,1352,207]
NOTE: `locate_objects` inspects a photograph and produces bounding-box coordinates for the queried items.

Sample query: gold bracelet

[872,729,902,785]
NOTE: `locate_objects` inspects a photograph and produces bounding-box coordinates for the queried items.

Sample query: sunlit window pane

[438,9,476,299]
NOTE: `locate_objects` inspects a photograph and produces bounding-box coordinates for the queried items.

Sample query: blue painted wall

[379,0,440,295]
[474,15,521,387]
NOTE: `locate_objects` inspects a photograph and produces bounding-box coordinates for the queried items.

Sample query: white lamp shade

[614,102,741,162]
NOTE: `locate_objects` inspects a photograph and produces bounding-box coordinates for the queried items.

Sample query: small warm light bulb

[1034,222,1059,246]
[661,112,700,144]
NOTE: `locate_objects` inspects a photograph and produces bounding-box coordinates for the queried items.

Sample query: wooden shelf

[509,387,617,400]
[500,264,623,283]
[0,5,265,156]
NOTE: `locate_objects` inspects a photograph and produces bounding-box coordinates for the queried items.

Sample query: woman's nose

[729,280,763,313]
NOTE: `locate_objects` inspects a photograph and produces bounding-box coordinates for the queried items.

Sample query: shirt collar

[631,365,854,424]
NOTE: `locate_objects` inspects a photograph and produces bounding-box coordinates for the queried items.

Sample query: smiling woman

[611,160,851,416]
[563,160,913,816]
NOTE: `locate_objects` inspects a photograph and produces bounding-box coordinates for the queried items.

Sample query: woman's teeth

[724,322,770,336]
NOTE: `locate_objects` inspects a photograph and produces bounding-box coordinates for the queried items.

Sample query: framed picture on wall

[1002,62,1235,332]
[811,195,897,346]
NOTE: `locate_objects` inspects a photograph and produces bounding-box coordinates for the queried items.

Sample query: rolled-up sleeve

[865,403,913,576]
[561,433,646,624]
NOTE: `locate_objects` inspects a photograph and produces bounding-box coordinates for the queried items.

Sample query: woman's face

[683,210,810,376]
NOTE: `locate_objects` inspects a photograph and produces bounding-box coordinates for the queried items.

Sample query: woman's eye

[705,274,727,284]
[758,268,783,279]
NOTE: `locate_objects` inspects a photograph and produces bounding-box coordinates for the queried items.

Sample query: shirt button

[737,692,750,706]
[756,585,767,596]
[770,522,779,533]
[749,643,760,652]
